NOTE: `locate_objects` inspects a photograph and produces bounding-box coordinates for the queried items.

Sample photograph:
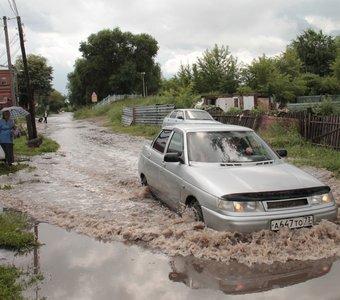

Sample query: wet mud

[0,112,340,267]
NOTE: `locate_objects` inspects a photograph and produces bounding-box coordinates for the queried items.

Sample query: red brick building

[0,69,13,109]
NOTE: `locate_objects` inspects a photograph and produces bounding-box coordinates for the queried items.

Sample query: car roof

[170,108,210,113]
[163,123,253,132]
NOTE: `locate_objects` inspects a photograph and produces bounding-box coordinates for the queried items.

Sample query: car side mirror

[164,152,184,163]
[276,149,287,157]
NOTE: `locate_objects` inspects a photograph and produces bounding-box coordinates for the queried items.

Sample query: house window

[1,77,7,85]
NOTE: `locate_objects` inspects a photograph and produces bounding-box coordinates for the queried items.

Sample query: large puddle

[1,112,340,297]
[1,221,340,299]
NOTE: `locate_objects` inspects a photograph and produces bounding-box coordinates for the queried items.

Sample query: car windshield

[185,110,213,120]
[187,131,276,163]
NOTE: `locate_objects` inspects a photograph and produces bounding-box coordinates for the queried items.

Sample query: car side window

[169,111,177,118]
[176,111,184,119]
[167,132,183,154]
[152,130,171,153]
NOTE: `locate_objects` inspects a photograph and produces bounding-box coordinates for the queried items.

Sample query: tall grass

[262,122,340,177]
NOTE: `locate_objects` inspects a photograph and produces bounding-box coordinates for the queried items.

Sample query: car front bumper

[202,203,338,233]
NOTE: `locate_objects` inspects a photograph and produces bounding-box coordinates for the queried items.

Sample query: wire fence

[95,94,141,107]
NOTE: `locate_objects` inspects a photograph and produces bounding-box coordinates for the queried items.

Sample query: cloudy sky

[1,0,340,95]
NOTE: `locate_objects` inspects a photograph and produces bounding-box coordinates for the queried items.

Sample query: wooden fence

[210,113,261,130]
[305,114,340,149]
[212,112,340,150]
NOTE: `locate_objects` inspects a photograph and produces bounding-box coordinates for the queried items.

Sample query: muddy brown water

[0,220,340,299]
[1,112,340,299]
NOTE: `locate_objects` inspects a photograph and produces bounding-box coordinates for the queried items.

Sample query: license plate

[271,216,314,231]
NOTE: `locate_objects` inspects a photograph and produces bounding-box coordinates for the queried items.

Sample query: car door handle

[146,152,151,158]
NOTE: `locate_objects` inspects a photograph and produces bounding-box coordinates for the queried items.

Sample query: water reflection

[1,216,340,299]
[169,255,335,295]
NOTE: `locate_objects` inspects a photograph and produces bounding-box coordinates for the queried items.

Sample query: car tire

[141,175,148,186]
[189,200,204,222]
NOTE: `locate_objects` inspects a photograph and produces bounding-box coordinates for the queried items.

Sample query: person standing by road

[43,110,48,123]
[0,110,15,166]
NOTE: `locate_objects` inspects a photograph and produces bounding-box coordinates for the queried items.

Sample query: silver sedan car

[138,123,338,232]
[162,109,220,127]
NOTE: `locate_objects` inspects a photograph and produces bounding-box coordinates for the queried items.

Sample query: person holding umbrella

[0,110,16,166]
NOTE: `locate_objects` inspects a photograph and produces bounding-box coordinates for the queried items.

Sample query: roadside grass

[14,135,59,156]
[0,265,24,300]
[0,163,29,176]
[0,211,38,252]
[262,122,340,177]
[0,211,42,300]
[286,144,340,177]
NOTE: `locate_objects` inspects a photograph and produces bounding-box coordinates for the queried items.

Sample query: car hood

[184,162,326,197]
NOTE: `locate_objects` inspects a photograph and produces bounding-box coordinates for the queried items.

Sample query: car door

[159,130,185,210]
[143,129,171,198]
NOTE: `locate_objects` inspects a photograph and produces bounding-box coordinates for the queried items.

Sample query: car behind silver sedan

[138,124,338,232]
[162,108,220,127]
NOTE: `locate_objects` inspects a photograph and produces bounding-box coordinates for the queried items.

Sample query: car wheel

[141,175,148,186]
[188,200,204,222]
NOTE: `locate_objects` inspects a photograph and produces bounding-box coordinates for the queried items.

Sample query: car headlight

[309,192,334,205]
[218,199,264,212]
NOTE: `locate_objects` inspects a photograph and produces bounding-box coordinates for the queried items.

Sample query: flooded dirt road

[1,112,340,298]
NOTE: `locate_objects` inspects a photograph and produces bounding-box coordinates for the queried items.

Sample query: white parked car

[138,123,338,232]
[162,109,220,127]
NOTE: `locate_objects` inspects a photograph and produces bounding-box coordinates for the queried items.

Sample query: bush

[261,122,304,148]
[313,100,338,115]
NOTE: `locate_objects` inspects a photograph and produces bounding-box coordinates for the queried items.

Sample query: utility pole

[16,15,38,141]
[3,16,16,105]
[141,72,146,97]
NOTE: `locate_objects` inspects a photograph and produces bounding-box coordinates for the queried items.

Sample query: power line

[7,0,16,16]
[12,0,19,16]
[7,0,19,17]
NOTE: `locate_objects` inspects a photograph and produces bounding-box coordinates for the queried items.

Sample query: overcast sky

[1,0,340,96]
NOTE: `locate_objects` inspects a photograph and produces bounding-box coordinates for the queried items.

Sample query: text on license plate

[271,216,314,231]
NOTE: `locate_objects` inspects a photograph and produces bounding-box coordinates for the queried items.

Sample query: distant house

[196,94,272,112]
[0,69,13,109]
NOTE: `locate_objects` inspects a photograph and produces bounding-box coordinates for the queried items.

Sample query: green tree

[243,55,277,95]
[68,28,161,106]
[15,54,53,107]
[67,58,90,106]
[292,29,336,76]
[192,44,239,94]
[45,90,66,113]
[276,47,303,78]
[177,64,193,88]
[243,54,306,102]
